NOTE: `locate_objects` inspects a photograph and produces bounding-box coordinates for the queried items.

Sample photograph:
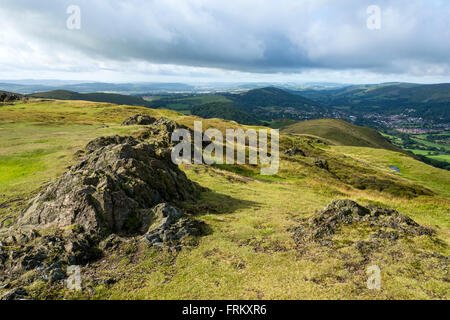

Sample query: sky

[0,0,449,84]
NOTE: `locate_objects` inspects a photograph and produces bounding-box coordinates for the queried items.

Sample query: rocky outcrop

[314,158,329,170]
[0,91,23,104]
[19,134,200,236]
[121,114,156,126]
[0,117,209,297]
[284,147,306,157]
[144,203,206,249]
[0,227,101,298]
[293,199,435,248]
[135,117,185,149]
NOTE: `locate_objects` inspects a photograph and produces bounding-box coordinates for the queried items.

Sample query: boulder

[121,114,156,126]
[293,199,435,247]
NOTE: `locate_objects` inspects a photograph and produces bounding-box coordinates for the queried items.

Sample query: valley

[16,83,450,171]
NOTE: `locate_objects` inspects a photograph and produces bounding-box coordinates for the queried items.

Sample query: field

[0,99,449,300]
[381,131,450,170]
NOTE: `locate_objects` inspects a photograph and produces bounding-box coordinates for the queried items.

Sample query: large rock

[19,135,200,236]
[136,117,184,149]
[294,199,435,246]
[121,114,156,126]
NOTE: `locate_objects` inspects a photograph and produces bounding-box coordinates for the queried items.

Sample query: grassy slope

[29,90,151,108]
[0,100,449,300]
[282,119,399,151]
[0,100,180,210]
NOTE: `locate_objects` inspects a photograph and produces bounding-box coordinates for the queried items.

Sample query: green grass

[0,100,181,199]
[282,119,399,151]
[411,137,450,151]
[1,99,449,300]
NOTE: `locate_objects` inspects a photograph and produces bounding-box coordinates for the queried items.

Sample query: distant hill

[191,102,262,125]
[28,90,152,108]
[299,83,450,122]
[0,82,197,94]
[231,87,320,108]
[282,118,399,151]
[222,87,329,121]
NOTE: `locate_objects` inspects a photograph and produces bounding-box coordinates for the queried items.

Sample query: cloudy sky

[0,0,449,84]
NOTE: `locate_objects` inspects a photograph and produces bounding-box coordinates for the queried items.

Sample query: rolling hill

[28,90,152,107]
[222,87,330,121]
[229,87,322,108]
[299,83,450,122]
[191,102,262,125]
[281,118,400,151]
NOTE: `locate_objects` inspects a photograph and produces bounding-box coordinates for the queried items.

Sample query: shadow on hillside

[182,188,261,217]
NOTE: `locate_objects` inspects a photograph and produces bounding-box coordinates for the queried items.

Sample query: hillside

[28,90,152,108]
[0,82,196,94]
[0,99,449,300]
[230,87,321,108]
[299,83,450,122]
[222,87,330,121]
[281,119,400,151]
[191,102,262,125]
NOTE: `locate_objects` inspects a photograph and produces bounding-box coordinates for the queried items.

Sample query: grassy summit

[0,99,448,300]
[281,118,400,151]
[29,90,152,108]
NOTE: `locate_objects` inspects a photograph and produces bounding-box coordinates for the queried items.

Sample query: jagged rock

[144,203,206,248]
[284,147,306,157]
[136,117,184,149]
[121,114,156,126]
[314,158,329,170]
[19,135,200,236]
[293,199,435,247]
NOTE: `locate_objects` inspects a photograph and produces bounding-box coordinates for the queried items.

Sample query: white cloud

[0,0,449,83]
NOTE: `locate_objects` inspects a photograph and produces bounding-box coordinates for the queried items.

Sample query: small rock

[49,268,66,283]
[314,158,329,170]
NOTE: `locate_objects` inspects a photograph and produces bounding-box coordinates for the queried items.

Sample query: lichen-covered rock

[284,147,306,157]
[293,199,435,247]
[19,135,200,236]
[314,158,329,170]
[121,114,156,126]
[136,117,184,149]
[144,203,206,249]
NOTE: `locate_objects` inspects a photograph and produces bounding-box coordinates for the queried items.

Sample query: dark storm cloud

[0,0,449,78]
